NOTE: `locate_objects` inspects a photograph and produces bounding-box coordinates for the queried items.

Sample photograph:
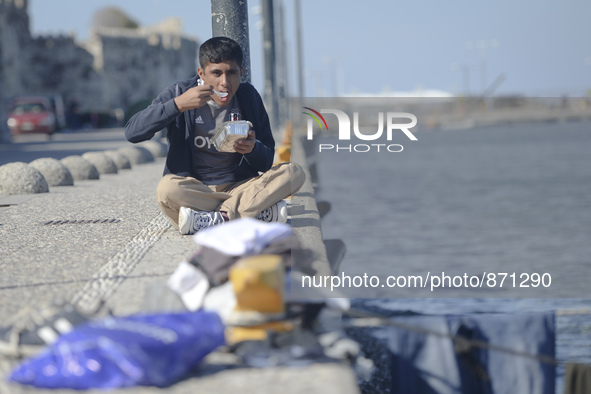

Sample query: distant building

[82,18,198,111]
[0,0,198,141]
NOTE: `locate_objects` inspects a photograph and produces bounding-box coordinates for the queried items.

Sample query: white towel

[194,217,291,256]
[167,261,209,312]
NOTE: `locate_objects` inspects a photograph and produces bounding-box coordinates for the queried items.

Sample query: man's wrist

[173,97,183,113]
[245,140,259,155]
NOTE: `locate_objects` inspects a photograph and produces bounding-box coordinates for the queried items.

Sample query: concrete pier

[0,129,360,393]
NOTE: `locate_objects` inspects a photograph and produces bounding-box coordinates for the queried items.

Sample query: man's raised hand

[174,85,213,112]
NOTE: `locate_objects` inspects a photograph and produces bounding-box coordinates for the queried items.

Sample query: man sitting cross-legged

[125,37,304,234]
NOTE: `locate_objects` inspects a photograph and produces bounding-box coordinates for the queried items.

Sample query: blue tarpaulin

[388,312,555,394]
[9,311,225,389]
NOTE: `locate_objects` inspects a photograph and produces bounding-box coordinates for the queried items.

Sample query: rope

[556,309,591,316]
[344,308,561,366]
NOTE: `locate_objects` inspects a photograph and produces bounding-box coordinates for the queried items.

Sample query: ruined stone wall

[0,0,198,138]
[25,35,105,110]
[85,26,198,111]
[0,0,30,142]
[0,0,29,97]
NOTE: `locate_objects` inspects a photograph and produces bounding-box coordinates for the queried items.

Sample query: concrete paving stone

[0,136,362,394]
[0,162,49,195]
[82,151,118,174]
[110,226,197,317]
[104,150,132,170]
[0,194,36,206]
[29,157,74,187]
[0,159,165,315]
[0,357,360,394]
[60,155,100,181]
[118,146,155,165]
[139,140,168,158]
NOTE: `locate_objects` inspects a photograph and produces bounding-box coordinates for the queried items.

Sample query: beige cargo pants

[156,162,305,230]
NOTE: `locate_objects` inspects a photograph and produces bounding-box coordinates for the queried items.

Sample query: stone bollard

[118,146,155,165]
[0,162,49,195]
[82,152,118,174]
[29,158,74,186]
[139,140,168,158]
[104,150,132,170]
[61,156,100,181]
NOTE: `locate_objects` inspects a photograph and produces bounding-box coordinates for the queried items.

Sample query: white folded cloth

[194,217,291,256]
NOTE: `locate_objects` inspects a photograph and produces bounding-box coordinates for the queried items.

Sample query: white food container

[212,120,253,152]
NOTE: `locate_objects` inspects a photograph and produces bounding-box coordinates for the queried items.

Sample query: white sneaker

[178,207,227,235]
[256,200,288,223]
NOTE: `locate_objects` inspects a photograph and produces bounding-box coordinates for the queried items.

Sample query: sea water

[315,119,591,391]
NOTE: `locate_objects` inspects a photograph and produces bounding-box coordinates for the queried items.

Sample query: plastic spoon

[198,79,228,97]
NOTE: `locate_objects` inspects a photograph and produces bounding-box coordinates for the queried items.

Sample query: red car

[7,95,65,136]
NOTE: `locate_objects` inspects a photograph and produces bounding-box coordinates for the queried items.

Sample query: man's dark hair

[199,37,243,68]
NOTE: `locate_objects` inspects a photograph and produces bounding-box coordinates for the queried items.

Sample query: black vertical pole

[0,106,8,143]
[211,0,252,84]
[275,0,288,126]
[0,65,7,142]
[294,0,305,98]
[291,0,305,134]
[261,0,279,129]
[0,17,8,144]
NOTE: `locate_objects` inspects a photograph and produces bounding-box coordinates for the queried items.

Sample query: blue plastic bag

[9,311,225,389]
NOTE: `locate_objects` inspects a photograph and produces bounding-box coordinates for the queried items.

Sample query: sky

[28,0,591,98]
